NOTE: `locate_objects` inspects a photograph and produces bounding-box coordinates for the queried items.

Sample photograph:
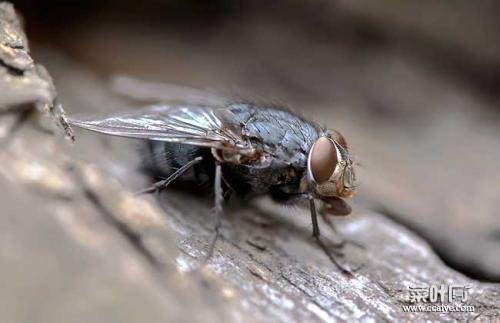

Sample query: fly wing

[69,104,256,155]
[111,75,228,106]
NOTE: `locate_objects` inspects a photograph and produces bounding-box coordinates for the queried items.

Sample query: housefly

[69,82,358,272]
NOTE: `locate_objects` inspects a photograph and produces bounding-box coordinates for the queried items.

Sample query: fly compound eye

[327,129,348,149]
[309,137,338,183]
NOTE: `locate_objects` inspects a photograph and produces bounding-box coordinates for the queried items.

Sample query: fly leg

[203,162,224,263]
[309,197,353,275]
[136,156,203,194]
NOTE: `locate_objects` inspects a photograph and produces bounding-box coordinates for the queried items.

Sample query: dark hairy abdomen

[141,140,215,192]
[141,140,304,199]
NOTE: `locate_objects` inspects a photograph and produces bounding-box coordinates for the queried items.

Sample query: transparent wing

[69,104,257,155]
[111,75,228,106]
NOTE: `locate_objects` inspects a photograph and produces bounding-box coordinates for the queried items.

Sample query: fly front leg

[203,161,224,263]
[309,197,321,238]
[136,156,203,194]
[308,197,353,275]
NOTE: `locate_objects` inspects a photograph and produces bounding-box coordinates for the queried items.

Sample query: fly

[69,82,359,273]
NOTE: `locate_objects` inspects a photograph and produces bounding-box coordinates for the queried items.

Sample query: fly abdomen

[141,140,215,190]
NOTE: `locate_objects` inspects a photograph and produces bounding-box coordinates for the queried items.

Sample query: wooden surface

[1,2,499,322]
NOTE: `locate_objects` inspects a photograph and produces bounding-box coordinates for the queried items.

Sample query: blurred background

[12,0,500,282]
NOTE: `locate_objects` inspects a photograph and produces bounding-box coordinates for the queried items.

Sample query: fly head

[307,130,357,202]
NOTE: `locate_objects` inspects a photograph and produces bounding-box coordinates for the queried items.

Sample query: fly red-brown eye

[329,129,348,148]
[310,137,338,183]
